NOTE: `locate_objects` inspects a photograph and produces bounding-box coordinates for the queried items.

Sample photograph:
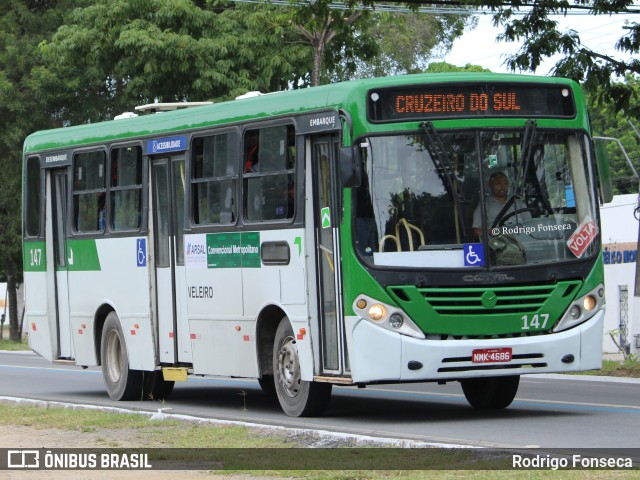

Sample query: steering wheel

[533,195,554,216]
[493,207,538,229]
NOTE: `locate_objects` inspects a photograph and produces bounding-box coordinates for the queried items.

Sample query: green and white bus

[22,73,613,416]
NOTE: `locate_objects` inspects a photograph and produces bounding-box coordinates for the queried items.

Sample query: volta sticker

[566,216,598,258]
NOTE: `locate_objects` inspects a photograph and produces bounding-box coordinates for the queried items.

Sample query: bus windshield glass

[353,128,598,269]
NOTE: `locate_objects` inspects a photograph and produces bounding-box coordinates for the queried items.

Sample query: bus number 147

[29,248,42,267]
[521,313,550,330]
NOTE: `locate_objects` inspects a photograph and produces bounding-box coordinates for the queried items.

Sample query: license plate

[471,347,512,363]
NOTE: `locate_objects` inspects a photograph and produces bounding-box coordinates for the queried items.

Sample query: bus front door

[311,138,348,376]
[151,156,191,365]
[44,168,73,359]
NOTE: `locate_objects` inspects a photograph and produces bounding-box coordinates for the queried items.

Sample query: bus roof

[23,73,579,154]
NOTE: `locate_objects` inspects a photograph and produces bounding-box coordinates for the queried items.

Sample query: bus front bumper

[345,310,604,383]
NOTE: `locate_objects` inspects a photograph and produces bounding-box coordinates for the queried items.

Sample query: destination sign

[39,150,72,168]
[367,83,576,122]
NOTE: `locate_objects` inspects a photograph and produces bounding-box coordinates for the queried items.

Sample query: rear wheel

[101,312,142,401]
[461,375,520,410]
[273,318,331,417]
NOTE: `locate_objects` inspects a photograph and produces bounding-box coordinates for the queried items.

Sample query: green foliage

[424,61,491,73]
[287,1,472,86]
[588,76,640,195]
[341,12,474,80]
[0,0,88,341]
[465,0,640,115]
[39,0,307,118]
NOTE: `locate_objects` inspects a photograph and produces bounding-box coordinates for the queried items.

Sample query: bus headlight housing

[553,284,605,333]
[353,295,425,339]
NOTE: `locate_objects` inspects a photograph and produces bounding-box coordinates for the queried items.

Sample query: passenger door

[151,156,191,364]
[45,168,73,358]
[311,137,348,375]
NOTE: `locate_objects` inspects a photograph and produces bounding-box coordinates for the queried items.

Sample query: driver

[472,172,530,238]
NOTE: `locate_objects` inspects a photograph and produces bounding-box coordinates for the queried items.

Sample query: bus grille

[387,281,581,336]
[416,283,577,316]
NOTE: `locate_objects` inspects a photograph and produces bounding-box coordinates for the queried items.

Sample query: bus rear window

[25,156,41,237]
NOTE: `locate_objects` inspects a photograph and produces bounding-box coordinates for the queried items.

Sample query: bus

[22,73,613,416]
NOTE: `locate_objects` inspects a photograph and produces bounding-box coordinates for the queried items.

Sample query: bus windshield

[353,128,599,269]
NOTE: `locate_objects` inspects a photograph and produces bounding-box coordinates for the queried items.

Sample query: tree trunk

[312,42,325,87]
[6,257,20,342]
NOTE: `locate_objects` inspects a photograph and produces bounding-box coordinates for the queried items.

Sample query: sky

[443,10,640,75]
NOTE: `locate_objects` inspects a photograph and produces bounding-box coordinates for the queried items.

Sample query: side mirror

[338,145,361,188]
[593,137,613,204]
[593,136,640,203]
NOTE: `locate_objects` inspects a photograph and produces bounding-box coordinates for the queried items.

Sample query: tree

[285,0,382,87]
[424,61,490,73]
[0,0,88,342]
[464,0,640,115]
[588,76,640,195]
[338,11,473,80]
[289,2,472,86]
[39,0,308,120]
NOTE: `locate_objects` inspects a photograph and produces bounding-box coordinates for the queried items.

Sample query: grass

[0,403,637,478]
[0,324,28,350]
[574,359,640,378]
[0,338,28,350]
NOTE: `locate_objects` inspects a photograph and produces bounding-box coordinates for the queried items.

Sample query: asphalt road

[1,351,639,449]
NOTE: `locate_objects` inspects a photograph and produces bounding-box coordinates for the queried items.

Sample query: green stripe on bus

[66,239,101,271]
[23,241,46,272]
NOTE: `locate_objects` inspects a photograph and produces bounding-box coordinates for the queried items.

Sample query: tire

[461,375,520,410]
[100,312,143,401]
[143,370,174,401]
[258,374,276,397]
[273,318,332,417]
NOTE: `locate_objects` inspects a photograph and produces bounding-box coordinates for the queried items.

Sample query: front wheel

[460,375,520,410]
[273,318,331,417]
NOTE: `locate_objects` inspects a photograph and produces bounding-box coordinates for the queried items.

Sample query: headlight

[368,304,386,321]
[553,284,605,332]
[353,294,425,339]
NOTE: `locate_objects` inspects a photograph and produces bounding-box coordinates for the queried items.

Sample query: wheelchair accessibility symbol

[137,238,147,267]
[463,243,484,267]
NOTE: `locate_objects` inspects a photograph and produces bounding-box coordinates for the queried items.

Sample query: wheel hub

[277,336,300,398]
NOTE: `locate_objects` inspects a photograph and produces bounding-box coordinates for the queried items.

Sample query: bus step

[52,359,76,365]
[313,376,353,385]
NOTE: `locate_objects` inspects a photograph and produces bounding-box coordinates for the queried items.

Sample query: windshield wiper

[419,121,467,240]
[516,119,537,197]
[420,122,465,204]
[491,120,538,229]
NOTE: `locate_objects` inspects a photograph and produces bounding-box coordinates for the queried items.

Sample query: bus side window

[73,150,106,233]
[243,125,295,222]
[110,146,142,231]
[191,132,238,225]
